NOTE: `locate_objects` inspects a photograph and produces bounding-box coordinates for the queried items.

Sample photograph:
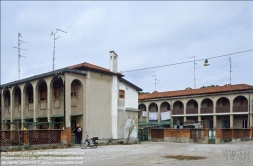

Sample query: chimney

[109,51,118,73]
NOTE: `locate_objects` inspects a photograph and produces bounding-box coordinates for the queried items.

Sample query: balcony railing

[172,108,184,115]
[216,106,230,113]
[233,105,248,112]
[186,108,198,114]
[200,107,213,114]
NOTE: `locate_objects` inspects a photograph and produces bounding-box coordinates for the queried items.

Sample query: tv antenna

[189,56,200,89]
[13,33,28,80]
[152,75,159,91]
[51,29,67,71]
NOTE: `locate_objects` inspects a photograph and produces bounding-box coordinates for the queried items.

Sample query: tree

[125,116,137,144]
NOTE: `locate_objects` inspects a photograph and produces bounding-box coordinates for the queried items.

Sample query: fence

[0,122,63,147]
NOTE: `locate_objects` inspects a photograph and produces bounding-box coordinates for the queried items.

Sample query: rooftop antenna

[13,33,28,80]
[51,29,67,71]
[189,56,200,89]
[152,75,159,91]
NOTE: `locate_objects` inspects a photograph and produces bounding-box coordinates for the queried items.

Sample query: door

[143,128,149,141]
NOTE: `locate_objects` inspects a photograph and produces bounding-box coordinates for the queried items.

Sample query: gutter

[0,68,87,88]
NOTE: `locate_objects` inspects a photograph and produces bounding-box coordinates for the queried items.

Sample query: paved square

[1,141,253,166]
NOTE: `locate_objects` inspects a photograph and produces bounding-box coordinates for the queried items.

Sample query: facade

[138,84,253,130]
[0,51,142,143]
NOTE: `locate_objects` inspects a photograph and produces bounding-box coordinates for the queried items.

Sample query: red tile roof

[139,84,253,100]
[68,62,123,76]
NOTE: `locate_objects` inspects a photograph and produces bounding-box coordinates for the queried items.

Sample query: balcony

[186,108,198,114]
[200,107,213,114]
[216,106,230,113]
[172,108,183,115]
[233,105,248,112]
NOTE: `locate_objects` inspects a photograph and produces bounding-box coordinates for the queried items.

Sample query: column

[33,84,38,129]
[47,82,52,123]
[158,103,161,123]
[20,85,25,129]
[10,87,14,130]
[1,90,4,123]
[213,115,217,129]
[230,114,234,129]
[146,104,149,124]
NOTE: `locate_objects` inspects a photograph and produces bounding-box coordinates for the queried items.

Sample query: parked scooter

[80,134,98,149]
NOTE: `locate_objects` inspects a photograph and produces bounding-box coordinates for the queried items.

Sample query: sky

[1,1,253,93]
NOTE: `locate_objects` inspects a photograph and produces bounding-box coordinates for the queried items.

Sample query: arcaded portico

[138,84,253,129]
[0,51,142,143]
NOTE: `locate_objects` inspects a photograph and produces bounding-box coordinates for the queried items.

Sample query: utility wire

[122,49,253,73]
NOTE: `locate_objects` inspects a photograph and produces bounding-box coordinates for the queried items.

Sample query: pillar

[213,115,217,129]
[146,104,149,124]
[230,114,233,129]
[47,82,52,123]
[10,87,14,130]
[33,83,38,129]
[158,104,161,123]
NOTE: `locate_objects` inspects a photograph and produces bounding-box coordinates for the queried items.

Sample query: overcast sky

[1,1,253,92]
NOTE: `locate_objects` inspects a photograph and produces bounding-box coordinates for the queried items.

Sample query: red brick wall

[221,129,232,139]
[164,129,191,138]
[215,129,222,138]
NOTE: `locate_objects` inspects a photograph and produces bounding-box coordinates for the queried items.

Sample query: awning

[51,114,64,117]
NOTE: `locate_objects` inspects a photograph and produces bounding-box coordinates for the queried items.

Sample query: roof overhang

[0,68,87,88]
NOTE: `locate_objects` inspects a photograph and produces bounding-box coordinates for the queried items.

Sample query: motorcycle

[80,134,99,149]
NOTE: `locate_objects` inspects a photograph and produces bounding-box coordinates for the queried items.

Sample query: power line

[122,49,253,73]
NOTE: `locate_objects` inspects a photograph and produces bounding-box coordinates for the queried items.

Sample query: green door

[138,129,143,141]
[143,128,149,141]
[209,130,215,141]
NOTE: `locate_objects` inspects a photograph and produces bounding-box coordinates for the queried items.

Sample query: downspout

[249,92,250,128]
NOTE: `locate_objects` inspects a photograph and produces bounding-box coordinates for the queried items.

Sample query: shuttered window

[119,90,125,98]
[40,89,47,101]
[28,92,33,103]
[54,87,60,99]
[71,83,77,96]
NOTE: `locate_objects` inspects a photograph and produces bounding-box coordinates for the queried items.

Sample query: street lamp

[204,59,209,66]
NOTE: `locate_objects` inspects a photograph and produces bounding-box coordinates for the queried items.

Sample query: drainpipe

[249,93,250,128]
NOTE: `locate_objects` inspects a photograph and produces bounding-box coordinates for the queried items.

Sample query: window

[242,120,247,129]
[222,120,230,129]
[119,90,125,98]
[28,92,33,103]
[40,89,47,101]
[71,83,77,96]
[54,86,60,100]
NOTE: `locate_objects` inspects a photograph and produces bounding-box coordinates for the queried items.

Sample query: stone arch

[200,98,214,114]
[172,100,184,115]
[160,102,170,111]
[233,95,248,112]
[23,82,34,121]
[138,103,146,122]
[216,97,230,107]
[149,103,158,112]
[186,99,198,114]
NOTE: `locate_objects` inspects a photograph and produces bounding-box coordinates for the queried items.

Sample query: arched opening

[37,79,48,111]
[23,82,34,124]
[138,104,146,122]
[149,103,158,121]
[200,98,213,114]
[70,79,83,134]
[172,101,184,115]
[13,85,21,122]
[160,102,171,127]
[233,96,248,112]
[51,76,64,129]
[4,89,11,118]
[186,100,198,114]
[216,97,230,113]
